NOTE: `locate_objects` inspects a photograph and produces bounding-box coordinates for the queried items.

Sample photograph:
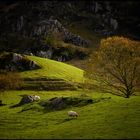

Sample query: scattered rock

[48,97,66,110]
[12,53,23,63]
[18,95,40,105]
[10,94,41,108]
[64,32,89,47]
[24,51,34,56]
[110,18,118,30]
[40,97,93,111]
[18,95,34,106]
[37,49,53,58]
[32,19,89,47]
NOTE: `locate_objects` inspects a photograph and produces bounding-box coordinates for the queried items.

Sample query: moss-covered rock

[39,96,94,111]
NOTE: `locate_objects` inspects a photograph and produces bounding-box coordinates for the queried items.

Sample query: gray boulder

[10,95,40,108]
[31,18,89,47]
[37,49,53,58]
[18,95,35,105]
[47,97,66,110]
[0,52,40,71]
[40,96,93,111]
[18,95,40,106]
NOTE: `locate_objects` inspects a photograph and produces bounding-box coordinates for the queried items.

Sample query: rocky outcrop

[0,9,89,47]
[40,96,93,110]
[37,50,53,58]
[0,52,40,71]
[11,94,40,108]
[19,95,35,105]
[18,95,40,105]
[0,1,139,54]
[19,18,89,47]
[63,31,89,47]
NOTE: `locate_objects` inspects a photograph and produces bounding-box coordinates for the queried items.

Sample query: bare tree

[85,36,140,98]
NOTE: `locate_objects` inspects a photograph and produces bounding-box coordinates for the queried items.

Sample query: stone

[18,95,40,105]
[24,51,33,56]
[32,18,89,47]
[30,53,33,56]
[12,53,23,63]
[47,97,66,110]
[110,18,118,30]
[57,56,63,62]
[37,49,53,58]
[12,53,40,70]
[18,95,34,105]
[11,95,40,108]
[95,2,102,13]
[41,97,93,111]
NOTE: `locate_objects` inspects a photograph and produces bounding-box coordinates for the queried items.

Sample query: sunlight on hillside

[21,56,84,83]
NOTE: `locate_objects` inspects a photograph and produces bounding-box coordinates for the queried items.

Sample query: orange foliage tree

[85,36,140,98]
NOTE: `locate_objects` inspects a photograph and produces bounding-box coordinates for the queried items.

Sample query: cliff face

[0,1,140,61]
[0,1,140,38]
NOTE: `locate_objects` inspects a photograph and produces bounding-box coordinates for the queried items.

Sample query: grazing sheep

[68,111,79,118]
[33,95,40,101]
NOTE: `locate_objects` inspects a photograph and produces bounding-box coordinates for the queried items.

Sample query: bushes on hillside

[0,71,23,91]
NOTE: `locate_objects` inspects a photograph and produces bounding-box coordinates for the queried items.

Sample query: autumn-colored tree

[85,36,140,98]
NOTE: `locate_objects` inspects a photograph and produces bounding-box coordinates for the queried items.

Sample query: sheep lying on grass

[68,111,79,118]
[33,95,40,101]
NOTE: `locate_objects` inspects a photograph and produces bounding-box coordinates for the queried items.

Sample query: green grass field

[0,55,140,139]
[0,90,140,139]
[21,55,84,83]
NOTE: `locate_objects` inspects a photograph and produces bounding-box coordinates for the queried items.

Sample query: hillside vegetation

[0,1,140,139]
[0,53,140,139]
[0,91,140,139]
[21,55,84,83]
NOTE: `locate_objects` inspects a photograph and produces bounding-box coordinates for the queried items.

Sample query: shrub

[0,71,23,91]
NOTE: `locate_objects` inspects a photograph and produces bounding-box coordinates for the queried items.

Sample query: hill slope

[0,91,140,139]
[21,55,84,83]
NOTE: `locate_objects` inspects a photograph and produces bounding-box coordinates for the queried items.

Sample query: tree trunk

[125,94,130,98]
[125,89,132,98]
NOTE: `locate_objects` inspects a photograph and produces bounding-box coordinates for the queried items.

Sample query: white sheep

[68,111,79,118]
[33,95,40,101]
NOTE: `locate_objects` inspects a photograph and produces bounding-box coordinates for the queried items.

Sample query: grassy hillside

[0,90,140,139]
[0,53,140,139]
[21,55,84,83]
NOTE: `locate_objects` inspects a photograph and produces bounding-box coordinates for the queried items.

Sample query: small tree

[85,36,140,98]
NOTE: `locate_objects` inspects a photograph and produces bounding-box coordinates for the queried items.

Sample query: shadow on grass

[56,117,78,125]
[0,100,6,106]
